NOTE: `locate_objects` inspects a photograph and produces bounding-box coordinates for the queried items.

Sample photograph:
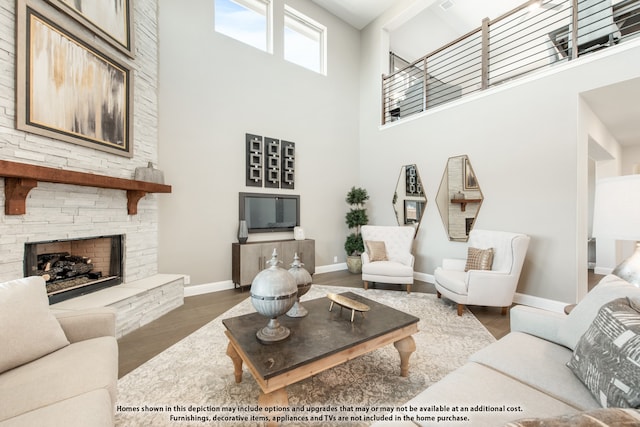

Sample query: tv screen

[239,193,300,233]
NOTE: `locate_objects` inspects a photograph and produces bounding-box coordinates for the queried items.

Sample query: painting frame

[464,157,479,190]
[16,0,133,158]
[45,0,134,58]
[404,200,424,224]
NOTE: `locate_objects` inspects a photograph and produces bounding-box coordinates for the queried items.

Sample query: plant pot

[346,255,362,274]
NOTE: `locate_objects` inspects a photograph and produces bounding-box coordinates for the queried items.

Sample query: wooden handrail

[0,160,171,215]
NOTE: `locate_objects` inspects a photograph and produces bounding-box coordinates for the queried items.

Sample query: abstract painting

[17,1,132,157]
[48,0,133,56]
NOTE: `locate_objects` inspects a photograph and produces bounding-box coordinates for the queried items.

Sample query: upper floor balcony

[382,0,640,124]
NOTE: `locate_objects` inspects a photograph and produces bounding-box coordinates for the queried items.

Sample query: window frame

[283,5,327,75]
[214,0,273,53]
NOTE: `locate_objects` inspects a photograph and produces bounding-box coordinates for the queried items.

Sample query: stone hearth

[50,274,186,338]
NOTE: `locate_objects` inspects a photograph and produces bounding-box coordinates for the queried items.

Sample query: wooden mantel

[0,160,172,215]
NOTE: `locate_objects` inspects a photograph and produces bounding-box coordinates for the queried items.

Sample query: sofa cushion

[0,337,118,421]
[504,408,640,427]
[365,240,388,261]
[396,362,582,427]
[567,297,640,408]
[0,389,113,427]
[465,247,494,272]
[470,332,600,410]
[556,274,640,350]
[0,277,69,374]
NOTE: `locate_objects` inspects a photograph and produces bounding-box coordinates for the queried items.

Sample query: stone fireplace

[24,235,124,304]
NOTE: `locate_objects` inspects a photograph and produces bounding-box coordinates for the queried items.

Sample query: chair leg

[436,291,441,299]
[406,284,411,294]
[501,306,509,316]
[457,304,464,316]
[363,281,369,290]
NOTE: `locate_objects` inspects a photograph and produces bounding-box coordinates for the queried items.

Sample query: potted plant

[344,186,369,274]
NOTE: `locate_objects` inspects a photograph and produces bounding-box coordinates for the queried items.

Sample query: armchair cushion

[363,261,413,278]
[0,277,69,374]
[465,247,494,271]
[434,269,468,295]
[364,240,388,262]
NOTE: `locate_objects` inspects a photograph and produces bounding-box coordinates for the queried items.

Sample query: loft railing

[382,0,640,124]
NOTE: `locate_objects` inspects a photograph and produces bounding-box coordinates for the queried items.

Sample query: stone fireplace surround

[0,0,186,338]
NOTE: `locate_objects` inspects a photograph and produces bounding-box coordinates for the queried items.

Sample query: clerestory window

[214,0,272,52]
[284,5,327,75]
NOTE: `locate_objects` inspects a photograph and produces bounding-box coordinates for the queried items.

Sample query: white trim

[512,292,567,313]
[414,271,434,284]
[315,262,347,274]
[594,266,613,275]
[184,280,235,297]
[183,263,348,296]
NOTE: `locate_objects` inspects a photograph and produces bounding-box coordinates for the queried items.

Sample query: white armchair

[360,225,416,293]
[434,229,530,316]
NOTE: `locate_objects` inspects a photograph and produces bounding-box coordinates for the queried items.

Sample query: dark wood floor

[117,269,605,378]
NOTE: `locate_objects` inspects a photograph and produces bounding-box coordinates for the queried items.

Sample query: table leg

[259,388,288,427]
[393,336,416,377]
[226,342,243,383]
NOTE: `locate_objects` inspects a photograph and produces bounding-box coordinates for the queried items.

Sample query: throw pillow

[567,297,640,408]
[464,247,494,272]
[0,277,70,374]
[365,240,388,262]
[503,408,640,426]
[556,274,640,350]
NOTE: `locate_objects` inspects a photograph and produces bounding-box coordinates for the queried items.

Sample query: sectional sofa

[375,274,640,426]
[0,277,118,427]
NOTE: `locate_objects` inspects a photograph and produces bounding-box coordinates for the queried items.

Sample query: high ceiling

[311,0,639,147]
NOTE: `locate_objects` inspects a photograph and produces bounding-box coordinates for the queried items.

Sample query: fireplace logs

[37,252,96,283]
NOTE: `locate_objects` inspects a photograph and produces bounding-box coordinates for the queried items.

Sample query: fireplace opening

[24,235,124,304]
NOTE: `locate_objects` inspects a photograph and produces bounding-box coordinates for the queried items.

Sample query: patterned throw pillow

[504,408,640,426]
[464,247,494,272]
[567,297,640,408]
[365,240,388,262]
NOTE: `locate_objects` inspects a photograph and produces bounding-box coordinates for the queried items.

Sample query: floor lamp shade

[593,175,640,287]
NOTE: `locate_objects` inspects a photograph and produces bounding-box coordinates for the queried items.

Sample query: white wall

[157,0,361,286]
[361,5,640,304]
[0,0,162,283]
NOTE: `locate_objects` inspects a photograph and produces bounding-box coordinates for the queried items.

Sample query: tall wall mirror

[392,164,427,233]
[436,155,483,242]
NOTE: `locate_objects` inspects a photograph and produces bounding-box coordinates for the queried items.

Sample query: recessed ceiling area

[582,78,640,147]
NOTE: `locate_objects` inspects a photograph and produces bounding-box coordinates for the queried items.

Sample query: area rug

[115,286,495,426]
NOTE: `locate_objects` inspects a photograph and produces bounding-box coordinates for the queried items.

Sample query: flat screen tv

[239,192,300,233]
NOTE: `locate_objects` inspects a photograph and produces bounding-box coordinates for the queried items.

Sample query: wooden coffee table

[223,292,419,416]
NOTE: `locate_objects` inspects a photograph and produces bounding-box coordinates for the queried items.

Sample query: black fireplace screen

[24,235,124,304]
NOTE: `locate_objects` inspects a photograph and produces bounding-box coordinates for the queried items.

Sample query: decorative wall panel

[265,137,281,189]
[245,134,295,189]
[245,133,263,187]
[281,140,295,189]
[406,164,423,196]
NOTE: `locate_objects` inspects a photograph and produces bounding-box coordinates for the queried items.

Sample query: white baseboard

[414,271,434,284]
[183,263,349,296]
[594,266,613,275]
[315,263,347,274]
[512,292,567,313]
[183,268,567,313]
[184,280,235,297]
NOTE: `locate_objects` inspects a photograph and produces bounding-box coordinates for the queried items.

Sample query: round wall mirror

[392,164,427,233]
[436,155,483,242]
